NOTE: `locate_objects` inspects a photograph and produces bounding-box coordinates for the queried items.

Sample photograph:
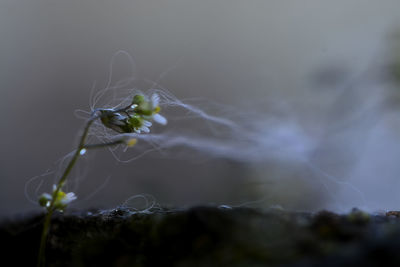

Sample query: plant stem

[37,104,133,267]
[37,116,97,267]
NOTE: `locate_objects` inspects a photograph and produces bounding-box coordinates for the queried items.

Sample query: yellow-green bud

[132,94,145,105]
[38,193,51,208]
[129,115,143,128]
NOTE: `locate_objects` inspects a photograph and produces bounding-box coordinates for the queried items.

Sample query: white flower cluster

[100,93,167,134]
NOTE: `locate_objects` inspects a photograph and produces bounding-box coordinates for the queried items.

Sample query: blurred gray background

[1,0,400,217]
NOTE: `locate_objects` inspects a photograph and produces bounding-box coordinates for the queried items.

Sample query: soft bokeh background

[1,0,400,217]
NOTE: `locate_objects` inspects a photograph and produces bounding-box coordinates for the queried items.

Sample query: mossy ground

[2,207,400,266]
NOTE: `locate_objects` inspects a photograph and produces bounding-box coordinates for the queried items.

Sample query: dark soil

[2,206,400,266]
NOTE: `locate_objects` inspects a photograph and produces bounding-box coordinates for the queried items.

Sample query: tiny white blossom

[100,93,167,134]
[39,185,77,211]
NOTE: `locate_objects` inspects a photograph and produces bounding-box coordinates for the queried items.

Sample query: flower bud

[132,94,145,105]
[125,138,137,147]
[38,193,52,208]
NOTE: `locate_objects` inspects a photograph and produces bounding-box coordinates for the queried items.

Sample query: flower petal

[151,93,160,108]
[61,192,77,204]
[143,120,152,127]
[153,114,167,125]
[140,126,150,133]
[67,192,77,201]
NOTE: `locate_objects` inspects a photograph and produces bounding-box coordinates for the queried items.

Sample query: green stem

[37,208,53,267]
[37,116,97,267]
[37,104,133,267]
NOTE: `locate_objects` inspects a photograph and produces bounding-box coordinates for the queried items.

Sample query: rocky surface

[2,206,400,266]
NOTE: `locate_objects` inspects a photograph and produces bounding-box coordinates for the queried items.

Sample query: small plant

[36,93,167,267]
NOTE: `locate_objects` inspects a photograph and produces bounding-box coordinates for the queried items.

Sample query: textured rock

[2,207,400,266]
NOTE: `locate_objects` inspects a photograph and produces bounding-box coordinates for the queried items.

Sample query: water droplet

[79,148,87,155]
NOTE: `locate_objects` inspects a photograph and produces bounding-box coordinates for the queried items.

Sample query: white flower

[149,93,167,125]
[39,185,77,211]
[100,93,167,135]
